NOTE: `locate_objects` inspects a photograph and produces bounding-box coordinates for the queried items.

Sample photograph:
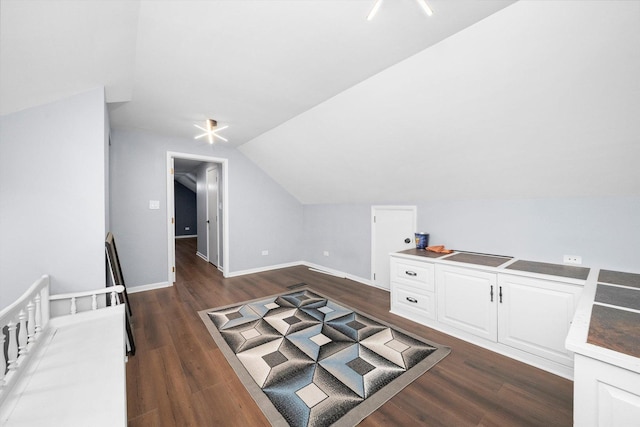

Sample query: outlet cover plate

[563,255,582,265]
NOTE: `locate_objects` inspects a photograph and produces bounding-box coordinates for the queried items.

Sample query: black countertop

[397,248,450,259]
[587,269,640,359]
[506,260,590,280]
[444,252,513,268]
[598,269,640,289]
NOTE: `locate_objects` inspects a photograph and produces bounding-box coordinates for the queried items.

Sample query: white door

[371,206,416,289]
[206,167,219,267]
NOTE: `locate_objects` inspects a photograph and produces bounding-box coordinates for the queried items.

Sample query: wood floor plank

[126,237,573,426]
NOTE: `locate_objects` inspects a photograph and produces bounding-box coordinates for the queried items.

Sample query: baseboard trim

[226,261,303,278]
[225,261,383,292]
[175,234,197,239]
[196,251,208,262]
[301,262,387,291]
[127,281,172,294]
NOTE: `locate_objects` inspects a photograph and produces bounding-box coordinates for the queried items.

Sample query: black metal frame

[105,232,136,355]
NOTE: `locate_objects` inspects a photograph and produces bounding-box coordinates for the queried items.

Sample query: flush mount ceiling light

[194,119,228,144]
[367,0,433,21]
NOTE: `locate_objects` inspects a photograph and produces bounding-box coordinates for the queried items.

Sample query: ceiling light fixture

[367,0,433,21]
[194,119,228,144]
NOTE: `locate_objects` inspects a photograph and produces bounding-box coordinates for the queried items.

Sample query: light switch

[149,200,160,210]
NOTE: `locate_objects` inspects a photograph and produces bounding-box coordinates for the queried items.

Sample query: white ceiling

[239,0,640,203]
[1,0,515,145]
[2,0,638,205]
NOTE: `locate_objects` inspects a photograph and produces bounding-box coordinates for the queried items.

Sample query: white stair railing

[0,275,50,402]
[49,285,125,315]
[1,278,125,407]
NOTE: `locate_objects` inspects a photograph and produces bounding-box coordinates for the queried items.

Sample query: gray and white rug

[199,288,450,427]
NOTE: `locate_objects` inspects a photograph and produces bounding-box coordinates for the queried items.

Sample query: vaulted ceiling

[2,0,639,204]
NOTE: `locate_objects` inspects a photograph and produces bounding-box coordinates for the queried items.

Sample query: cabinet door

[574,354,640,427]
[436,265,497,341]
[498,274,582,366]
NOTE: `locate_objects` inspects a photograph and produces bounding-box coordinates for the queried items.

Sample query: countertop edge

[390,251,587,285]
[565,267,640,374]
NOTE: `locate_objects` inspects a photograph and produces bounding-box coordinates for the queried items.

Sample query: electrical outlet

[261,250,269,256]
[323,251,329,257]
[563,255,582,265]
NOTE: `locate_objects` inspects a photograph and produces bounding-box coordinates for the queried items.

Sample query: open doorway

[166,152,229,283]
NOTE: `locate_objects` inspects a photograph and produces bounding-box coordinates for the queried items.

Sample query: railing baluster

[70,297,77,315]
[26,300,36,347]
[110,291,117,306]
[91,294,97,311]
[17,309,27,357]
[7,320,18,372]
[1,331,6,388]
[34,294,42,335]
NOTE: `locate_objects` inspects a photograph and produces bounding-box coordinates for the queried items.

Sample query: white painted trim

[370,205,417,288]
[225,261,303,278]
[225,261,387,292]
[301,261,388,291]
[127,281,172,294]
[167,156,175,283]
[176,234,197,239]
[205,166,220,268]
[196,251,208,262]
[166,152,230,284]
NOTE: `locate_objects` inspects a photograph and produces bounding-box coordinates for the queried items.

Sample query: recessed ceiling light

[194,119,228,144]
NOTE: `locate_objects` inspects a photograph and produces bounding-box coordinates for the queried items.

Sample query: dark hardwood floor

[126,238,573,426]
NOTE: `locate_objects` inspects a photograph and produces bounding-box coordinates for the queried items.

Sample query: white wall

[303,204,372,281]
[302,196,640,282]
[0,88,107,309]
[109,129,303,289]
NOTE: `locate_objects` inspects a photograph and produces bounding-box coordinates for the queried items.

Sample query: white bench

[0,275,127,426]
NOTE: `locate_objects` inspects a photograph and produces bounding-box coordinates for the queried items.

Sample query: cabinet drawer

[391,258,435,292]
[391,283,436,320]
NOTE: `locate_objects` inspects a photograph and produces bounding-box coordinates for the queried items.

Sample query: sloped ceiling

[0,0,140,112]
[240,0,640,203]
[2,1,638,205]
[1,0,515,140]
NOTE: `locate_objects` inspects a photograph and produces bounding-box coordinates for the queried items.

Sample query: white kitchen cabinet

[573,354,640,427]
[498,274,581,367]
[390,257,436,323]
[436,264,498,342]
[390,252,586,378]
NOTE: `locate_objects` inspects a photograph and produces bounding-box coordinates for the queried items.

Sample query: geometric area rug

[198,288,451,427]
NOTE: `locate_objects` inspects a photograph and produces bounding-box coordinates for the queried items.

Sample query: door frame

[205,165,220,268]
[166,151,229,282]
[370,205,417,287]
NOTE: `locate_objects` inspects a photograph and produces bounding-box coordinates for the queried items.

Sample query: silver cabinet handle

[405,271,417,277]
[406,297,418,303]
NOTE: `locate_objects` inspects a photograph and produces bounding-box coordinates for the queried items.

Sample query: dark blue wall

[174,181,197,236]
